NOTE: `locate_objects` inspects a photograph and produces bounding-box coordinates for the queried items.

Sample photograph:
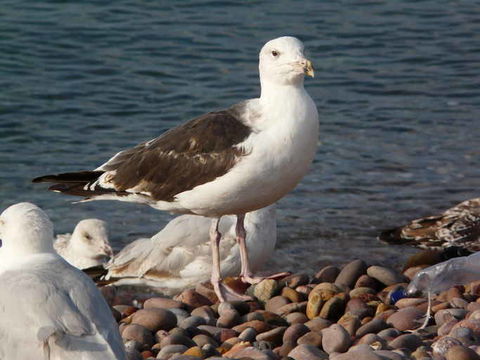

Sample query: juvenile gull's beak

[304,59,314,78]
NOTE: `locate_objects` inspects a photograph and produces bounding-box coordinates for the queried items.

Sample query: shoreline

[101,255,480,360]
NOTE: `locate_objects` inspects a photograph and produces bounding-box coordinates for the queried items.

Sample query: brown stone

[232,320,272,334]
[174,288,212,308]
[143,297,184,310]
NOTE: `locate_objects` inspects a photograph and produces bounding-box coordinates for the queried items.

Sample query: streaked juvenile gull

[55,218,113,269]
[33,36,319,301]
[0,202,126,360]
[379,197,480,252]
[106,204,278,294]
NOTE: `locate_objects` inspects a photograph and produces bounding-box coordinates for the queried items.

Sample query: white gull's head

[0,202,54,256]
[71,219,113,258]
[259,36,314,86]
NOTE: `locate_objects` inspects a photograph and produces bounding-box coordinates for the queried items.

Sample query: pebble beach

[103,257,480,360]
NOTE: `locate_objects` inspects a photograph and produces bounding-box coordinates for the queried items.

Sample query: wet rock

[277,301,307,316]
[288,344,329,360]
[131,308,177,332]
[253,279,280,303]
[322,324,351,354]
[388,333,423,351]
[345,298,373,319]
[395,297,426,308]
[144,297,184,310]
[337,313,361,337]
[175,289,212,308]
[355,318,389,338]
[282,323,310,345]
[306,291,325,319]
[285,312,309,324]
[282,287,304,303]
[452,319,480,337]
[319,296,345,320]
[446,345,480,360]
[373,350,405,360]
[239,327,257,342]
[217,328,238,343]
[160,333,196,348]
[359,334,387,350]
[297,331,323,347]
[432,336,463,358]
[304,317,332,332]
[256,326,287,347]
[349,287,377,299]
[265,296,290,314]
[216,311,240,328]
[232,320,272,334]
[367,266,406,286]
[451,297,469,309]
[156,345,188,359]
[315,265,340,283]
[168,308,191,324]
[439,318,459,336]
[354,275,381,290]
[435,309,468,327]
[449,326,480,346]
[335,260,368,289]
[376,327,401,342]
[223,344,277,360]
[330,345,383,360]
[195,282,219,304]
[122,324,154,348]
[179,316,206,330]
[191,306,217,326]
[192,334,218,348]
[386,306,424,331]
[183,346,203,358]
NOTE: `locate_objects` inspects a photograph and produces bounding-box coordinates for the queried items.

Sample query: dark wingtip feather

[32,171,103,184]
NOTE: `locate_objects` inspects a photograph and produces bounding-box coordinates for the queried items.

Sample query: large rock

[288,344,329,360]
[335,260,368,289]
[131,308,177,332]
[322,324,351,354]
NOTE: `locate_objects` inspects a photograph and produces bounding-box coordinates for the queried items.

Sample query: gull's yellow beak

[304,59,314,78]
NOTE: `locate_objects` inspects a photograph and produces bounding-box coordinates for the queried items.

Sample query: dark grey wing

[33,107,252,202]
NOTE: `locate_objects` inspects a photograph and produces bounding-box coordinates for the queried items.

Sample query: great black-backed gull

[379,197,480,252]
[55,219,113,269]
[0,203,126,360]
[106,204,278,293]
[33,36,318,301]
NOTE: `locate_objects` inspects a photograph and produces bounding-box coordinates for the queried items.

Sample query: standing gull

[55,218,113,269]
[0,203,126,360]
[106,205,277,294]
[33,36,318,301]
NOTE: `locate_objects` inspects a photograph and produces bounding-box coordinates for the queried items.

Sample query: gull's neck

[259,78,305,106]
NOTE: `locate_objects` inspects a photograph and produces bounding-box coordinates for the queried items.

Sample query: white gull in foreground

[33,36,319,301]
[55,218,113,269]
[0,203,126,360]
[106,205,277,294]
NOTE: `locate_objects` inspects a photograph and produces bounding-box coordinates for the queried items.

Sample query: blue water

[1,0,479,272]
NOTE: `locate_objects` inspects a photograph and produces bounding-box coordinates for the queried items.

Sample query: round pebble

[322,324,351,354]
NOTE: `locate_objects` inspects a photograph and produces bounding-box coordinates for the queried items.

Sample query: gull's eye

[271,50,279,57]
[84,233,92,241]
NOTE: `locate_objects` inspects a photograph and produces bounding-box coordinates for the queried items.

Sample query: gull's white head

[71,219,113,260]
[259,36,314,86]
[0,202,54,256]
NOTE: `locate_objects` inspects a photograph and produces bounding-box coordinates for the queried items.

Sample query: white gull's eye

[271,50,279,57]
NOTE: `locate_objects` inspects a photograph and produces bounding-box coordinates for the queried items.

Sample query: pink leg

[236,214,290,285]
[210,218,252,302]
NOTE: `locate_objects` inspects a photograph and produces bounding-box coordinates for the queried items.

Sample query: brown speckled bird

[379,198,480,252]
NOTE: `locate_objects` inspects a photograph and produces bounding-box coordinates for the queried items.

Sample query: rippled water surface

[1,0,479,272]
